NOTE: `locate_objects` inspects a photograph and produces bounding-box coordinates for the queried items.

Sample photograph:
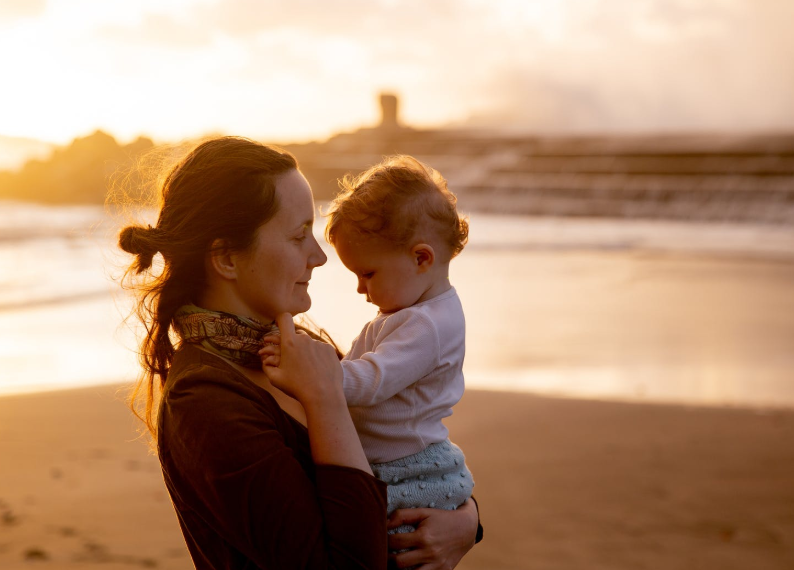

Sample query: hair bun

[119,224,160,272]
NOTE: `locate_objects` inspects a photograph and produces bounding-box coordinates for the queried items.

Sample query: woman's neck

[197,286,273,325]
[225,358,308,427]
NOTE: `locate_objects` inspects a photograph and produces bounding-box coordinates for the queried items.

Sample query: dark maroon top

[157,344,388,569]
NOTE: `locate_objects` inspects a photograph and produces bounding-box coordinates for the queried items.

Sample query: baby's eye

[361,272,374,278]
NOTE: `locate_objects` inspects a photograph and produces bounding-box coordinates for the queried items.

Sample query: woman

[118,136,481,569]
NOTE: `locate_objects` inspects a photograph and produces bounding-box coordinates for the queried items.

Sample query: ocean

[1,200,793,407]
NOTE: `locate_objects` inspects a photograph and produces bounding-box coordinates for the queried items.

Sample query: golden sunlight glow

[0,0,792,144]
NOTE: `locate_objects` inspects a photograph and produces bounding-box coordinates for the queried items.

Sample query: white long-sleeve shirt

[342,287,466,464]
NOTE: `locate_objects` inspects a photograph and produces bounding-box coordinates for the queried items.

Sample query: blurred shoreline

[2,122,794,408]
[1,202,793,408]
[3,129,794,225]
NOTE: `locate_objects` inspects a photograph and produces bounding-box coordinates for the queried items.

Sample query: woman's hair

[325,155,469,260]
[118,136,337,440]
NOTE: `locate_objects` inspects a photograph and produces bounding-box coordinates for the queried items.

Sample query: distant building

[379,93,400,129]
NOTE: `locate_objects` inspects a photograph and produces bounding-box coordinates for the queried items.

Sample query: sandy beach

[1,386,792,570]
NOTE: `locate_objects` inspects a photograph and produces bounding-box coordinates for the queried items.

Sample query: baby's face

[333,225,428,313]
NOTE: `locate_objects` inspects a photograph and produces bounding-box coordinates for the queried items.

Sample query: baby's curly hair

[325,155,468,260]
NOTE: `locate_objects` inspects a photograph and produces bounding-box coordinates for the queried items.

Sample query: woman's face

[233,169,327,323]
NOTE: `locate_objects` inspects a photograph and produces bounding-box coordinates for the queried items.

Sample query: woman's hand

[263,313,372,474]
[262,313,342,406]
[258,334,281,368]
[387,499,479,569]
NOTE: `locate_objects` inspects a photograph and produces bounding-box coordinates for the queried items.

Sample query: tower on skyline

[379,93,400,129]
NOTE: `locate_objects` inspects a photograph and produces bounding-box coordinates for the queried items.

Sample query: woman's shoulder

[169,343,254,386]
[159,344,308,458]
[164,344,279,420]
[158,345,314,492]
[170,342,237,377]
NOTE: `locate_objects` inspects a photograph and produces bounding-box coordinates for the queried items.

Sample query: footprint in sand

[24,547,49,561]
[0,500,19,526]
[165,546,189,559]
[89,448,111,460]
[75,541,111,563]
[74,541,158,567]
[56,526,78,537]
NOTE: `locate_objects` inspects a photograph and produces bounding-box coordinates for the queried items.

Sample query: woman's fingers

[260,334,281,346]
[275,312,296,339]
[390,548,428,569]
[258,327,282,370]
[388,508,432,530]
[261,354,280,367]
[387,531,421,552]
[387,509,430,566]
[263,312,342,403]
[262,314,293,380]
[387,503,478,569]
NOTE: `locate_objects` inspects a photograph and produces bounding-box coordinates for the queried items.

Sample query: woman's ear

[411,243,435,273]
[207,239,238,280]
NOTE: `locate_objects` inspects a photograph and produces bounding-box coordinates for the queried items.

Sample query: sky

[1,0,793,145]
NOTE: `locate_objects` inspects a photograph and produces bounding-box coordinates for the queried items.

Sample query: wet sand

[0,385,792,570]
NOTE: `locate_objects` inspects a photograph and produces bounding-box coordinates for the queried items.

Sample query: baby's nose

[357,279,367,295]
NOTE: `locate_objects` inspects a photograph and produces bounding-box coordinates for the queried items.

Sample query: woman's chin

[289,295,312,316]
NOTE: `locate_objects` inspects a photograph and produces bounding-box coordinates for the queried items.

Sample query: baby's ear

[411,243,435,272]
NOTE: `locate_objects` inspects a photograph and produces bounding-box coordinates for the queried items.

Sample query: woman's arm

[162,368,388,569]
[386,499,481,569]
[264,313,372,474]
[163,313,388,569]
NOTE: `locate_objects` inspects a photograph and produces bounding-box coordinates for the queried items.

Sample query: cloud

[457,0,794,132]
[102,0,794,133]
[96,12,213,48]
[0,0,47,20]
[4,0,794,142]
[192,0,464,39]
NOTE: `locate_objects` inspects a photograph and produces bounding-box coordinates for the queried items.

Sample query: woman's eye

[294,224,312,242]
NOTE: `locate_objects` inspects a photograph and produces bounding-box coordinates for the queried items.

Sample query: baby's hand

[258,333,281,369]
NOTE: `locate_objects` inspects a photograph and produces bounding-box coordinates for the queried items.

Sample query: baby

[263,155,475,521]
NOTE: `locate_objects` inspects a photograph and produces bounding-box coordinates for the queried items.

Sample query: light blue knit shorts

[370,439,474,518]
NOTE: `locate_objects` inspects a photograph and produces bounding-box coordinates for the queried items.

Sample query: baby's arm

[341,311,440,407]
[260,312,442,406]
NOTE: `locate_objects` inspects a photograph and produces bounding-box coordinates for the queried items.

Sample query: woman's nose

[308,234,327,268]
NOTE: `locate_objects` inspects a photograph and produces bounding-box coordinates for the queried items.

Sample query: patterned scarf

[173,304,279,370]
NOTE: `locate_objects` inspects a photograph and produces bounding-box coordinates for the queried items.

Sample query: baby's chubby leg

[372,440,474,568]
[373,440,475,525]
